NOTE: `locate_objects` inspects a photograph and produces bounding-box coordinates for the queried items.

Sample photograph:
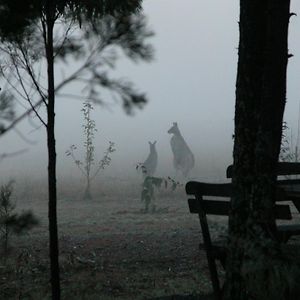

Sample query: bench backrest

[186,181,292,220]
[226,162,300,179]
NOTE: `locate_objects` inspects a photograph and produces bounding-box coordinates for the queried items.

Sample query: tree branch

[18,44,47,106]
[0,148,28,163]
[13,59,47,127]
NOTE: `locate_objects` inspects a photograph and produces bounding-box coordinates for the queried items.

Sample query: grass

[0,176,214,299]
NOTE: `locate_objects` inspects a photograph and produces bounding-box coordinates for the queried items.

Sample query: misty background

[1,0,300,185]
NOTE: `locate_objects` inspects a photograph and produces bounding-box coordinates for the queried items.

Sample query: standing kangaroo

[142,141,158,177]
[168,122,195,177]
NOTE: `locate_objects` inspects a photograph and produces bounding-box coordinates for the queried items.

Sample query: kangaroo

[168,122,195,177]
[142,141,158,177]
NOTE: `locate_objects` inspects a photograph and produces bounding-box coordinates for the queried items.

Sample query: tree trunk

[224,0,291,299]
[84,177,92,200]
[45,2,61,299]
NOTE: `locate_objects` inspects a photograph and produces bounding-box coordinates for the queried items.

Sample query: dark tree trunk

[45,1,61,299]
[224,0,291,299]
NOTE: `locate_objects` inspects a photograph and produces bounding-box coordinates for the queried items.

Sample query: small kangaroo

[142,141,158,177]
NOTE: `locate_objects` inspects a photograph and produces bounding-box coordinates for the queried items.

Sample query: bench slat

[186,181,232,197]
[227,162,300,178]
[186,181,286,201]
[278,224,300,233]
[277,224,300,242]
[277,179,300,186]
[188,198,292,220]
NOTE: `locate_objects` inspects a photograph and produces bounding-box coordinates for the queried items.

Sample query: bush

[0,181,39,253]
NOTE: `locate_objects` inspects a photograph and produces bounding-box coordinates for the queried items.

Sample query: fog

[1,0,300,184]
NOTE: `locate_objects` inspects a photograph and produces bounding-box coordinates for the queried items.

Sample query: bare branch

[13,58,47,127]
[90,141,116,181]
[56,92,103,104]
[0,149,28,163]
[18,44,47,105]
[0,98,44,136]
[66,146,86,176]
[1,13,153,135]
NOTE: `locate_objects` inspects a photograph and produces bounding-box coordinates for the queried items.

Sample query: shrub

[0,181,39,253]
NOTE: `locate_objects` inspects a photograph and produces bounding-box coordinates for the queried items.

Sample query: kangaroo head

[168,122,179,135]
[148,141,157,151]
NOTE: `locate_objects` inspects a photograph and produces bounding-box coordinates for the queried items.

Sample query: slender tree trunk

[84,176,92,200]
[84,116,92,200]
[45,2,61,299]
[224,1,291,299]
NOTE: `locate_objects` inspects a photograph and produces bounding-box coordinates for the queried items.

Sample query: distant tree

[66,101,116,200]
[0,1,153,299]
[224,1,300,299]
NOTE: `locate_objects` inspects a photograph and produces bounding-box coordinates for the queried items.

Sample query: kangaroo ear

[154,141,157,145]
[148,141,151,145]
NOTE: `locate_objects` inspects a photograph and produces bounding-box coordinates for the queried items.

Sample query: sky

[1,0,300,183]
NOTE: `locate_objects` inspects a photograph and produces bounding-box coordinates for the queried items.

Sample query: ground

[2,177,300,299]
[0,177,224,300]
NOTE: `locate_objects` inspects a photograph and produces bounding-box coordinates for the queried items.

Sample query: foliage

[0,90,15,134]
[0,89,27,162]
[66,101,116,199]
[137,164,182,213]
[0,0,143,42]
[0,181,39,253]
[0,0,39,42]
[0,13,154,123]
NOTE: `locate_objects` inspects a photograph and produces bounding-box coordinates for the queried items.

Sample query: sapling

[66,101,116,200]
[0,181,39,253]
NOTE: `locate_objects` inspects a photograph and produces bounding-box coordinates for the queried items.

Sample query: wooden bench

[186,163,300,300]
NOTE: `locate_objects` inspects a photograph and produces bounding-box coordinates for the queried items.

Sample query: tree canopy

[0,0,143,41]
